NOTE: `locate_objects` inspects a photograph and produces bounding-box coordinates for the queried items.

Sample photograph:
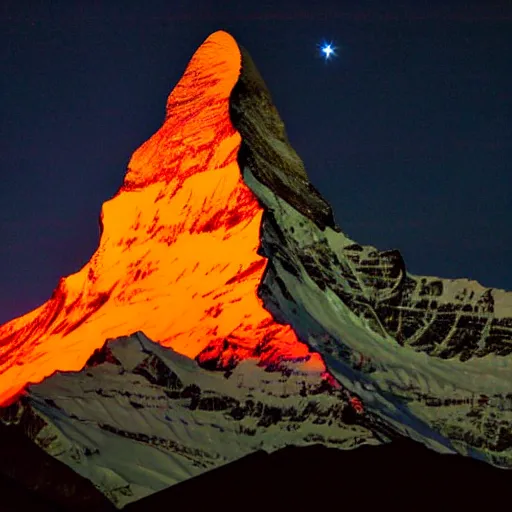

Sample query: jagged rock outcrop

[229,47,338,232]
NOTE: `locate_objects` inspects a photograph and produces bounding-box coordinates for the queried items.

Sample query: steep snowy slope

[2,331,376,508]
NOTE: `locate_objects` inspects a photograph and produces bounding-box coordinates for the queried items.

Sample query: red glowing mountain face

[0,31,327,406]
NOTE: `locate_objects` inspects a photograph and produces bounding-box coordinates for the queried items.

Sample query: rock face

[229,47,338,232]
[0,29,511,509]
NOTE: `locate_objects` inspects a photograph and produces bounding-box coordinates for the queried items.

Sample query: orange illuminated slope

[0,31,328,406]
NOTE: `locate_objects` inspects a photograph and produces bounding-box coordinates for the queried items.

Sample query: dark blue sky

[1,1,511,324]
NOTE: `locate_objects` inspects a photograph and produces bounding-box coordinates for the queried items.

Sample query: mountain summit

[0,31,328,406]
[0,30,511,507]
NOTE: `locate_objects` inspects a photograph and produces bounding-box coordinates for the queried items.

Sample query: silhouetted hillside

[126,440,511,511]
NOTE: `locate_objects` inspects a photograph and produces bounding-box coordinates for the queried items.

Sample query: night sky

[1,1,511,325]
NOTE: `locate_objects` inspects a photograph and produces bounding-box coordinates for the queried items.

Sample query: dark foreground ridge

[0,420,115,512]
[125,440,510,511]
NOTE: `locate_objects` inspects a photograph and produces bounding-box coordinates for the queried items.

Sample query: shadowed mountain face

[0,29,511,509]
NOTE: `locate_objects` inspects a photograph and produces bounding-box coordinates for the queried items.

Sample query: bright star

[320,41,336,60]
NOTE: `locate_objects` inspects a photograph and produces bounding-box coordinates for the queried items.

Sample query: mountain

[0,30,511,509]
